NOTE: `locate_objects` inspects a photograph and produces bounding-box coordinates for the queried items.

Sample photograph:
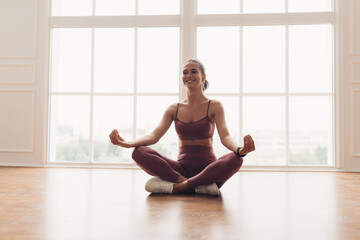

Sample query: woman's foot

[172,181,188,194]
[195,183,221,196]
[145,177,174,194]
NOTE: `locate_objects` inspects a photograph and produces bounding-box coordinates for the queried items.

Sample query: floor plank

[0,167,359,240]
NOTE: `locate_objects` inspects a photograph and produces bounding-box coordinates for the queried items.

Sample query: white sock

[195,183,221,196]
[145,177,174,194]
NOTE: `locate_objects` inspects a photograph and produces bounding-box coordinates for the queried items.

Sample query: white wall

[0,0,358,171]
[340,0,360,171]
[0,0,48,166]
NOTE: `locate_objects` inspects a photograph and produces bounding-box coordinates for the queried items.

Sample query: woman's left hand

[239,134,255,156]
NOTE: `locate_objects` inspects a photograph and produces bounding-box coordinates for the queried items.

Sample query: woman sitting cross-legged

[109,59,255,195]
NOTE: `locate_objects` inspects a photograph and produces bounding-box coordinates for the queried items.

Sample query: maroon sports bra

[174,101,215,141]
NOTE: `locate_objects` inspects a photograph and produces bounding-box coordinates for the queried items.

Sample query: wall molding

[0,88,36,153]
[351,61,360,84]
[351,89,360,157]
[0,0,38,59]
[0,63,36,84]
[349,0,360,56]
[0,88,36,92]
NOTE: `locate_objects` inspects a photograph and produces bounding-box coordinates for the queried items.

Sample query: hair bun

[203,79,209,91]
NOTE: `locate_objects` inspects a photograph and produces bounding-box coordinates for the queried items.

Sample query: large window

[48,0,335,167]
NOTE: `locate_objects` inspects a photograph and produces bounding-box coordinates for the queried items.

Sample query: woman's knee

[131,146,150,162]
[227,153,244,170]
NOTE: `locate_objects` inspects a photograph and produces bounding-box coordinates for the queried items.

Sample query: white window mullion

[180,0,197,100]
[135,0,138,15]
[89,27,95,164]
[133,28,138,140]
[88,0,96,164]
[286,28,290,167]
[205,93,334,97]
[50,92,179,96]
[331,23,336,167]
[196,12,334,27]
[92,0,96,16]
[50,16,181,28]
[239,25,243,144]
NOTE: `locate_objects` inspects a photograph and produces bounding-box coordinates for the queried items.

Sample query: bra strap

[175,103,179,120]
[206,100,211,116]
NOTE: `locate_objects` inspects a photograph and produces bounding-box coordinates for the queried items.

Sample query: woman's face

[182,62,206,90]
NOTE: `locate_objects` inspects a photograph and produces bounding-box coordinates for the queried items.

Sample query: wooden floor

[0,168,360,240]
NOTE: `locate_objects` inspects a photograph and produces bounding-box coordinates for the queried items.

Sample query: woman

[109,59,255,195]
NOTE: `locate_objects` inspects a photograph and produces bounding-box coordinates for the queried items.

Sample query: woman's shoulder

[209,99,223,109]
[162,103,178,120]
[166,103,178,112]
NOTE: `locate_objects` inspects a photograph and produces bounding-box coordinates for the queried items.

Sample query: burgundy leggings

[132,145,243,189]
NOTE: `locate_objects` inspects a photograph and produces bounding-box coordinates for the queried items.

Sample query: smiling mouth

[185,79,195,83]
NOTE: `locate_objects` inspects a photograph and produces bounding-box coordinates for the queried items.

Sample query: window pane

[52,0,92,16]
[138,0,179,15]
[95,0,135,15]
[243,97,286,165]
[49,96,90,162]
[197,27,240,93]
[289,96,333,166]
[289,0,332,12]
[94,28,134,93]
[137,28,179,93]
[137,96,179,159]
[243,0,285,13]
[51,29,91,92]
[243,26,285,93]
[212,97,240,157]
[197,0,240,14]
[289,25,333,93]
[93,96,133,163]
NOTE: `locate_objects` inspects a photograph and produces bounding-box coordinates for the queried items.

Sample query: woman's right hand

[109,129,131,148]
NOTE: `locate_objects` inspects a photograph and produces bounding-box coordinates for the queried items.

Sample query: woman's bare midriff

[179,138,213,147]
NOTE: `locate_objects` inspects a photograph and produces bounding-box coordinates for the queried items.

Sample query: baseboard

[338,168,360,173]
[44,162,139,169]
[240,165,340,172]
[0,162,44,168]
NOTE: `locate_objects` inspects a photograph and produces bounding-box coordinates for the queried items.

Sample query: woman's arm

[213,100,255,156]
[109,103,177,148]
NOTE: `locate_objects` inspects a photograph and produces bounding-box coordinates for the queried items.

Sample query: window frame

[47,0,339,170]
